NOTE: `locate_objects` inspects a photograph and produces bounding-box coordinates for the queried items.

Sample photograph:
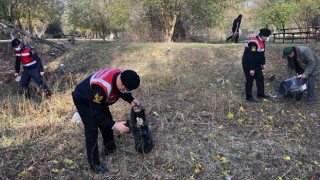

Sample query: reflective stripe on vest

[23,60,36,66]
[90,68,123,102]
[16,53,30,57]
[246,37,265,52]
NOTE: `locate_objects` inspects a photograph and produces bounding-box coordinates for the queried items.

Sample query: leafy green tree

[45,19,63,38]
[34,0,65,37]
[66,0,110,40]
[0,0,64,38]
[140,0,226,42]
[66,0,92,31]
[255,0,320,32]
[12,0,64,36]
[65,0,232,42]
[256,1,293,30]
[291,0,320,30]
[0,0,16,20]
[107,0,132,31]
[0,0,67,51]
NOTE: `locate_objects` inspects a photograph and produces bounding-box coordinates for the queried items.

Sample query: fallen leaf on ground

[64,159,74,165]
[227,112,234,119]
[153,111,159,116]
[18,170,26,177]
[51,168,59,173]
[283,155,291,161]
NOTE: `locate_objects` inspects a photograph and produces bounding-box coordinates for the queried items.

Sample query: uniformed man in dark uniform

[242,28,271,102]
[12,38,51,99]
[226,15,242,43]
[72,68,140,173]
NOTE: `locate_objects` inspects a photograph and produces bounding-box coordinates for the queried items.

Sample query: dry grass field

[0,41,319,179]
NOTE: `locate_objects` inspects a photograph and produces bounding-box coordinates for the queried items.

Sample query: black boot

[22,86,30,99]
[257,94,271,99]
[44,88,52,98]
[246,97,258,102]
[90,163,108,174]
[104,144,117,156]
[42,85,52,98]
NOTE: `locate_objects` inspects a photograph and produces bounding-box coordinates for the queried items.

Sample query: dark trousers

[294,74,316,102]
[21,69,51,98]
[72,96,115,166]
[243,66,265,99]
[307,75,316,102]
[226,28,239,43]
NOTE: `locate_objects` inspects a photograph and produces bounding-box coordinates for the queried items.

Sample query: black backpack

[128,105,154,153]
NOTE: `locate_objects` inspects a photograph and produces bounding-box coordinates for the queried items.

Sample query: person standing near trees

[12,38,51,99]
[226,14,242,43]
[242,28,272,102]
[72,68,141,173]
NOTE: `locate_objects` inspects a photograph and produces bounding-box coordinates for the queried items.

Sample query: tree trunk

[32,37,67,51]
[160,0,181,42]
[27,12,33,35]
[164,14,177,42]
[161,10,177,42]
[39,24,48,38]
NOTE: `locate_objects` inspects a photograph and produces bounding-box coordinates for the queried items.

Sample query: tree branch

[0,20,68,52]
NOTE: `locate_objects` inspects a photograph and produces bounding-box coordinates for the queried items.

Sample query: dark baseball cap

[11,38,21,47]
[259,28,271,37]
[120,70,140,90]
[282,47,294,58]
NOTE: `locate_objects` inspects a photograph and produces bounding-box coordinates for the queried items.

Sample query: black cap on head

[120,70,140,90]
[282,47,294,58]
[11,38,21,47]
[259,28,271,37]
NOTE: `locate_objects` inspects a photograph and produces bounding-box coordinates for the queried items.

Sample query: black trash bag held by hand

[128,104,154,153]
[279,75,307,96]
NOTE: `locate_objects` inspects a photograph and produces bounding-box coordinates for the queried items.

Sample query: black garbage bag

[279,75,307,96]
[128,104,154,153]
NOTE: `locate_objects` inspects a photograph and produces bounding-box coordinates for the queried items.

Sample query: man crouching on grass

[72,68,140,173]
[282,46,320,104]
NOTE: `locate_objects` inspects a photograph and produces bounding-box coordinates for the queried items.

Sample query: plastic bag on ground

[71,112,82,123]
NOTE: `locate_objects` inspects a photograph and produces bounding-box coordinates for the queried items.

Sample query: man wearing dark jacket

[226,15,242,43]
[282,46,320,103]
[72,68,140,173]
[242,28,271,102]
[12,38,51,98]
